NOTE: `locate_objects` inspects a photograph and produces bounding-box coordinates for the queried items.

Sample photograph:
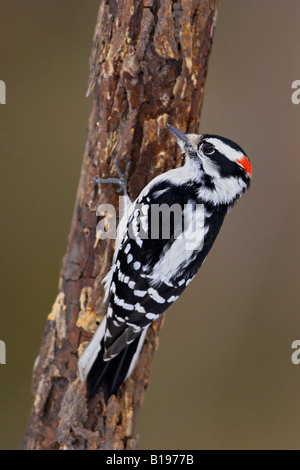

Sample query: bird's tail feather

[78,317,107,382]
[78,318,148,402]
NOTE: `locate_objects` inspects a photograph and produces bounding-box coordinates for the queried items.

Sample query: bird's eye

[202,143,215,155]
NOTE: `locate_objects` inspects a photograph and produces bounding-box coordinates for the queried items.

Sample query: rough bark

[23,0,220,450]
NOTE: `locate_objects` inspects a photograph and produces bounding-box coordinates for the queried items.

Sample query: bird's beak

[166,124,188,144]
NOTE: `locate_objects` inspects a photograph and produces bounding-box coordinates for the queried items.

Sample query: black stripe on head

[201,134,248,158]
[208,149,245,178]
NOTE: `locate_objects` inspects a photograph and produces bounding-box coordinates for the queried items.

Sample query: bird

[78,124,252,402]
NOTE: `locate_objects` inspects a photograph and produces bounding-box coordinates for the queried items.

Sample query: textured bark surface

[23,0,220,450]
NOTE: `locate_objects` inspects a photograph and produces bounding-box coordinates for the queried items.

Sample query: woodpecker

[78,125,252,402]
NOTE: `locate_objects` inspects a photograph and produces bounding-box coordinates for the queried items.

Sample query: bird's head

[166,124,251,205]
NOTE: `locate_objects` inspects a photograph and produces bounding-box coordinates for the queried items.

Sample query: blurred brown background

[0,0,300,450]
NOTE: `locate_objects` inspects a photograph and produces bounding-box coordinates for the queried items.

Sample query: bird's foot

[94,153,131,198]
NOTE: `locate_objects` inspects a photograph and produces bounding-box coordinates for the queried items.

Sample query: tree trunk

[23,0,220,450]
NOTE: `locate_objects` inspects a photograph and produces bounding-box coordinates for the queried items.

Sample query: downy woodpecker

[79,125,252,402]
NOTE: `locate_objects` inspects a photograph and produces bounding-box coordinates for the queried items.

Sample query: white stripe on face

[204,137,244,162]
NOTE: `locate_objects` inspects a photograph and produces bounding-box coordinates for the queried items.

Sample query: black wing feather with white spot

[102,181,213,360]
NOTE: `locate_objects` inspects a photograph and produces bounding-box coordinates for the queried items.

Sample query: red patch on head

[237,156,252,178]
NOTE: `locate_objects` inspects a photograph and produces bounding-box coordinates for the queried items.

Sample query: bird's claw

[94,153,131,196]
